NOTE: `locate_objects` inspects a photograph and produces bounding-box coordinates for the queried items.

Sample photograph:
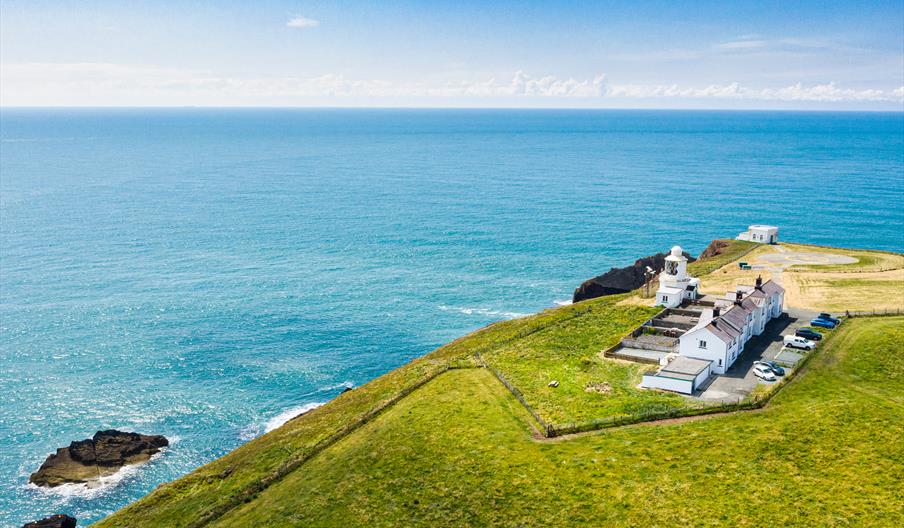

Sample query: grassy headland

[202,317,904,527]
[94,241,904,527]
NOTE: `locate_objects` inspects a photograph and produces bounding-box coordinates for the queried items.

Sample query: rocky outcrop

[29,430,168,488]
[572,250,696,303]
[698,239,732,260]
[22,514,76,528]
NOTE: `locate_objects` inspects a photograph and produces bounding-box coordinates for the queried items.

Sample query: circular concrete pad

[757,251,858,267]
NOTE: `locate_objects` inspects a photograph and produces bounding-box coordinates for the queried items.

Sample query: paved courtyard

[696,308,817,403]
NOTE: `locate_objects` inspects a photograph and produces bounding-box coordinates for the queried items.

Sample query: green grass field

[687,239,759,276]
[205,317,904,528]
[478,298,697,426]
[97,317,904,527]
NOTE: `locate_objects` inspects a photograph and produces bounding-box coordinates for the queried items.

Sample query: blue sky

[1,0,902,109]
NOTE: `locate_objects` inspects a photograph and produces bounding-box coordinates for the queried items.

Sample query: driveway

[696,308,817,403]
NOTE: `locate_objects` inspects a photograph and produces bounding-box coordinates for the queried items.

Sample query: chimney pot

[735,290,743,304]
[755,275,763,290]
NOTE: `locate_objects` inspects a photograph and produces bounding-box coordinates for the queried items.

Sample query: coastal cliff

[572,250,696,303]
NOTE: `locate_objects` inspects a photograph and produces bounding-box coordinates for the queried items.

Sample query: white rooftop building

[737,225,778,244]
[655,246,700,308]
[641,274,785,393]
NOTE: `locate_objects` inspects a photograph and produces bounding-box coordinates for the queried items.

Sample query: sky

[1,0,902,109]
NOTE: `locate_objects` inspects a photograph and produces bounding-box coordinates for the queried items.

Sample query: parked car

[753,365,777,381]
[762,360,785,376]
[755,360,786,376]
[784,335,817,350]
[796,328,823,341]
[817,312,841,326]
[810,318,837,329]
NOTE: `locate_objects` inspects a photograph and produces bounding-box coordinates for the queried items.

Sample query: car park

[753,365,777,381]
[810,318,836,329]
[817,313,841,326]
[784,335,817,350]
[796,328,823,341]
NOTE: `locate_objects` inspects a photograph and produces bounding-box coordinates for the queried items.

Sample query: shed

[641,356,713,395]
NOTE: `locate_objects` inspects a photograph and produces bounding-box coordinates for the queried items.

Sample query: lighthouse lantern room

[655,246,700,308]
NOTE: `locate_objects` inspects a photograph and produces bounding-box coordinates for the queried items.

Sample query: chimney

[713,306,721,318]
[735,290,743,305]
[755,275,763,290]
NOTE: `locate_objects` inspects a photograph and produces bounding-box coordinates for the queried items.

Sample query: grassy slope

[211,317,904,528]
[479,299,691,426]
[687,239,759,276]
[94,294,662,528]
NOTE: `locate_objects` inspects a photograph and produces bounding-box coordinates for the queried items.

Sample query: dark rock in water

[572,250,696,303]
[29,430,168,488]
[22,514,76,528]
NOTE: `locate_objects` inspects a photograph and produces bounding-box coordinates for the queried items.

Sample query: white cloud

[287,15,319,28]
[605,80,901,103]
[715,40,769,50]
[1,62,901,107]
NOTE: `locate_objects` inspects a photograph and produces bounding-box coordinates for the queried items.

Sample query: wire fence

[477,316,834,438]
[473,352,555,437]
[843,308,903,318]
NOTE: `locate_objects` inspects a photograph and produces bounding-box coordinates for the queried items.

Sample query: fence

[188,362,456,528]
[478,314,838,438]
[474,352,554,437]
[843,308,903,318]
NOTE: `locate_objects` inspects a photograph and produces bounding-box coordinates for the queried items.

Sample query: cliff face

[572,250,696,303]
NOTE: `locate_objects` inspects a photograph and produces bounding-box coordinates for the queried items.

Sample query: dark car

[763,360,785,376]
[754,360,785,377]
[796,328,823,341]
[817,313,841,326]
[810,318,836,329]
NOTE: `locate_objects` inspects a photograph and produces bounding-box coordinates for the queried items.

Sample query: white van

[783,335,816,350]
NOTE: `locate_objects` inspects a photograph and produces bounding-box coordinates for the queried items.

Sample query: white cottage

[655,246,700,308]
[678,276,784,374]
[736,225,779,244]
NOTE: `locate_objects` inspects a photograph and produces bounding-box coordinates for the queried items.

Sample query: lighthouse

[655,246,700,308]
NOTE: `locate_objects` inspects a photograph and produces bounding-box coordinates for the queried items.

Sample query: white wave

[318,380,354,393]
[438,305,529,319]
[554,299,573,306]
[26,449,166,500]
[264,402,324,433]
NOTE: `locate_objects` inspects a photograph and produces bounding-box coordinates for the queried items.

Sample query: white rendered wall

[642,374,694,395]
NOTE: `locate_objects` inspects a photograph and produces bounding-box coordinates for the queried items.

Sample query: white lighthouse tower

[655,246,700,308]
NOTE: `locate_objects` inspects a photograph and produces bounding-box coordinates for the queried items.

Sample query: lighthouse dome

[670,246,683,257]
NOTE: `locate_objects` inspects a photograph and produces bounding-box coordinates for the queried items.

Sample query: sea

[1,109,902,526]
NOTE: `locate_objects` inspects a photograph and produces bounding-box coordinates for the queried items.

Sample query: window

[718,359,722,366]
[698,340,707,349]
[666,261,678,275]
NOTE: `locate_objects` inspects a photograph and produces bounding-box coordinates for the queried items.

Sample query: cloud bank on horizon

[3,63,901,107]
[0,1,902,109]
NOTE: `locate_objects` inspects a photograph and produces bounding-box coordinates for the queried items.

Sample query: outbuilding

[641,356,713,395]
[737,225,779,244]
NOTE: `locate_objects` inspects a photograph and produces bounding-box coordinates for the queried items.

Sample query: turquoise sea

[1,109,902,525]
